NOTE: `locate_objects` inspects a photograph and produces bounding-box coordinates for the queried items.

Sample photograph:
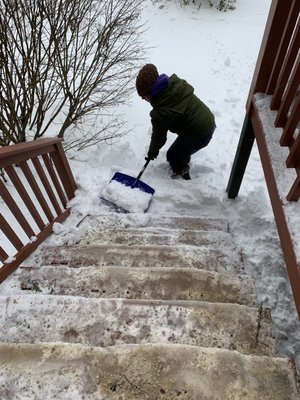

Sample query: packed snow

[1,0,300,372]
[101,179,153,213]
[254,93,300,258]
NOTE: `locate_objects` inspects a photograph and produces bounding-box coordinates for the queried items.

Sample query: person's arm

[147,110,168,157]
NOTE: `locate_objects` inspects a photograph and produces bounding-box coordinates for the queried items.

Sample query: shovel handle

[132,159,151,187]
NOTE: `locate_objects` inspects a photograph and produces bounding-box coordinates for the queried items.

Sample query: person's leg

[166,137,190,174]
[166,126,215,176]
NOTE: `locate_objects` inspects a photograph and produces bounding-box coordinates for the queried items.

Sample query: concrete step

[0,295,274,356]
[78,213,229,232]
[0,342,298,399]
[37,244,242,273]
[79,227,235,248]
[18,265,257,306]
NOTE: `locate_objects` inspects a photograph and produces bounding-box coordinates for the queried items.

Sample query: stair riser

[0,296,274,356]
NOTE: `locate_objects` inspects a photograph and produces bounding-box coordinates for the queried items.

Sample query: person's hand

[145,151,158,161]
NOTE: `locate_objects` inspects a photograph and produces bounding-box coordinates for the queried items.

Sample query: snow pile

[101,179,153,213]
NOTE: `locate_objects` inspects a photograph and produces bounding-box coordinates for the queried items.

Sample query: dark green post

[226,115,255,199]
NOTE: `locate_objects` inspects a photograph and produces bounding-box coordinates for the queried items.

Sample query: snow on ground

[54,0,300,369]
[1,0,300,371]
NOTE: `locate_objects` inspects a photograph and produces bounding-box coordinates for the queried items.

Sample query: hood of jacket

[151,74,194,108]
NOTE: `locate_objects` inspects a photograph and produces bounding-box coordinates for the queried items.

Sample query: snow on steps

[1,342,299,400]
[37,243,242,273]
[0,295,274,355]
[36,215,241,272]
[78,227,234,248]
[18,265,257,305]
[0,213,299,398]
[76,215,232,248]
[75,213,230,232]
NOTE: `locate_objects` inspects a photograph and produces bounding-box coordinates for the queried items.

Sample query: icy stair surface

[0,214,299,399]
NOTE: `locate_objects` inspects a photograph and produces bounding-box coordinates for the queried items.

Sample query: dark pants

[166,125,216,173]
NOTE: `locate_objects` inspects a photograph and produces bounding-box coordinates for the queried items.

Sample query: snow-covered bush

[152,0,236,11]
[212,0,236,11]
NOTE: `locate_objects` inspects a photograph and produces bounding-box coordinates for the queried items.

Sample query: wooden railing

[227,0,300,318]
[249,0,300,201]
[0,138,77,282]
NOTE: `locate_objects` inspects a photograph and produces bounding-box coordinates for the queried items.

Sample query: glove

[145,150,158,161]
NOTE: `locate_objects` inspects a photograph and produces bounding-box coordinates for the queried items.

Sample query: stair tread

[79,227,235,248]
[17,265,257,306]
[78,213,229,232]
[37,244,242,273]
[0,294,274,356]
[0,342,298,400]
[2,214,297,397]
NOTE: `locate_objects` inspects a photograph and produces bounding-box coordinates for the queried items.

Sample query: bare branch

[0,0,146,150]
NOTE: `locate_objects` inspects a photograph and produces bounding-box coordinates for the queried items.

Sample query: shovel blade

[111,172,155,194]
[99,171,155,213]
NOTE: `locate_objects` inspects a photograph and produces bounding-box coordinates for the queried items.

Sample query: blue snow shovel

[100,159,155,213]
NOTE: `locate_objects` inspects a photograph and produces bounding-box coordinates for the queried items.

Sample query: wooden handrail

[0,138,77,282]
[227,0,300,318]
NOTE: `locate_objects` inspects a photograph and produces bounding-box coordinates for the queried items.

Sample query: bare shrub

[0,0,146,150]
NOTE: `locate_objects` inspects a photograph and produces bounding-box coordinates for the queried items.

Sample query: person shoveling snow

[101,63,215,212]
[136,63,216,180]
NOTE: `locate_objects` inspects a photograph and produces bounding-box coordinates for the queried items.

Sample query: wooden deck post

[226,115,255,199]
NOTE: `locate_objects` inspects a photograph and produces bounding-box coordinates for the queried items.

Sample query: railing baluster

[271,21,300,111]
[287,175,300,201]
[266,0,300,95]
[50,142,77,200]
[0,247,8,263]
[280,94,300,147]
[42,154,67,208]
[287,138,300,167]
[246,0,294,111]
[4,165,46,231]
[0,137,76,282]
[0,208,71,284]
[20,160,54,222]
[0,180,35,239]
[275,55,300,127]
[32,156,62,215]
[0,213,24,251]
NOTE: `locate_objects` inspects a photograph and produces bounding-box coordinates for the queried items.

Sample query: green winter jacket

[148,74,215,154]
